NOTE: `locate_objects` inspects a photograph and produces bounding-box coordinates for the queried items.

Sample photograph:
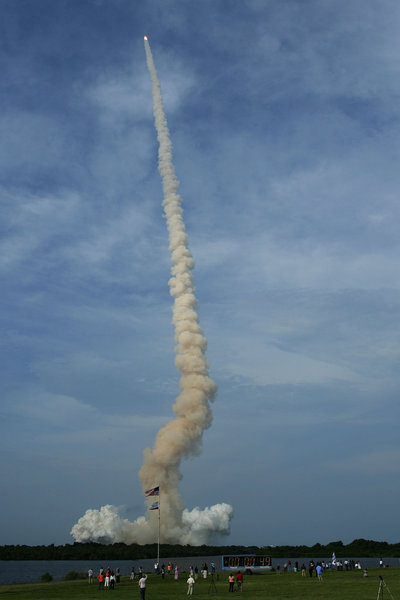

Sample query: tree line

[0,539,399,560]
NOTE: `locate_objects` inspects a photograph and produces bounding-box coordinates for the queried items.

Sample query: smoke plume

[70,36,233,545]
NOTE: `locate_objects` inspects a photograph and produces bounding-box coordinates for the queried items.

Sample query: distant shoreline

[1,539,400,561]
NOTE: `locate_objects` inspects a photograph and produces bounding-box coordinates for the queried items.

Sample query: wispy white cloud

[6,390,95,425]
[330,448,400,475]
[218,339,359,386]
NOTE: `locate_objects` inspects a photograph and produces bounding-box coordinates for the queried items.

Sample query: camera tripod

[208,572,217,595]
[377,575,395,600]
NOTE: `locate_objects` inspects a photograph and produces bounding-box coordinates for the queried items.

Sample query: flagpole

[157,488,160,568]
[145,486,160,569]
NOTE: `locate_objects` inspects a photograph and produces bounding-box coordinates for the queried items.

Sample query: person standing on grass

[110,571,116,590]
[98,572,104,590]
[316,563,323,582]
[228,573,235,592]
[308,561,315,577]
[187,574,195,595]
[88,568,93,584]
[236,570,243,591]
[139,573,148,600]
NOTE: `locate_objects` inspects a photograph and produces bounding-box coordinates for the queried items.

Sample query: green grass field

[0,568,399,600]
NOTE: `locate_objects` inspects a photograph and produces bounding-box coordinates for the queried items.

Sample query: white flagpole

[157,488,160,568]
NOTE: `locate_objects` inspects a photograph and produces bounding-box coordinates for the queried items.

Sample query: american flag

[144,486,159,497]
[149,501,159,510]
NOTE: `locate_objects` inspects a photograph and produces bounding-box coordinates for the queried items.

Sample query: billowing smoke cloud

[71,36,233,545]
[71,502,234,545]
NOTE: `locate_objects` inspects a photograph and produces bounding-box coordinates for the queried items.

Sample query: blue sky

[1,0,400,547]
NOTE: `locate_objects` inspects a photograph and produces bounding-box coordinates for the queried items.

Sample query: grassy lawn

[0,568,399,600]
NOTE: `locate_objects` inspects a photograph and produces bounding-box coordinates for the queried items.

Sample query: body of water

[0,556,399,585]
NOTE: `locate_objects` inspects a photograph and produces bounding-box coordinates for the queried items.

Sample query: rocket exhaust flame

[70,38,233,545]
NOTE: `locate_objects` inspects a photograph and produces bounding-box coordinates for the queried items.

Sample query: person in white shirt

[139,573,148,600]
[187,575,195,595]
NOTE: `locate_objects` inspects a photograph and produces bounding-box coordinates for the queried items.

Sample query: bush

[63,570,86,580]
[40,572,53,582]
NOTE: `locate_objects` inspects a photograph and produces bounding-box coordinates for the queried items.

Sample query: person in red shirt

[98,572,104,590]
[236,571,243,591]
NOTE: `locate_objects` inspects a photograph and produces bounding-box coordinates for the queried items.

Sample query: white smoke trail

[71,36,233,545]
